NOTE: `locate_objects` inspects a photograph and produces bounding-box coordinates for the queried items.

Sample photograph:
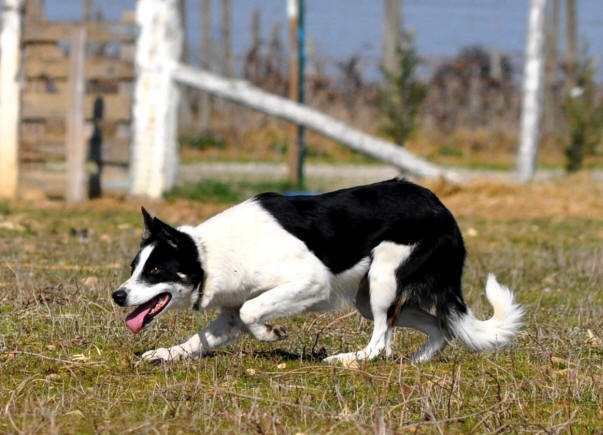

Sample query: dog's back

[256,178,467,317]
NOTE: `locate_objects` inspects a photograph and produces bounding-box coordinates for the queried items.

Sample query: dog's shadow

[251,347,328,362]
[134,347,328,364]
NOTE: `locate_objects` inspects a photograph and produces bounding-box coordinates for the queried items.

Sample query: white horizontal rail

[171,63,461,182]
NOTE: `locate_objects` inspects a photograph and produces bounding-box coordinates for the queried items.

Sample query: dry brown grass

[426,173,603,220]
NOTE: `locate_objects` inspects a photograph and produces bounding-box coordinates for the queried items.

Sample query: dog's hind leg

[141,308,244,362]
[394,306,447,362]
[324,242,412,364]
[354,286,446,362]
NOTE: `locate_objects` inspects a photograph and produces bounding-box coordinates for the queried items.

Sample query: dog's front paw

[268,323,287,340]
[141,347,181,364]
[323,351,358,364]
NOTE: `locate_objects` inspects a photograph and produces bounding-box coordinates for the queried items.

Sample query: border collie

[112,179,523,364]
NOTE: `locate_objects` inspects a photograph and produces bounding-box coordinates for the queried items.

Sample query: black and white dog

[112,179,523,364]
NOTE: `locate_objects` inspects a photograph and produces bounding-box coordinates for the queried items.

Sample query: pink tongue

[125,297,157,334]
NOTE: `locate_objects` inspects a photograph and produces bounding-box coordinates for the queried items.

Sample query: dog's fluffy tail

[447,274,524,351]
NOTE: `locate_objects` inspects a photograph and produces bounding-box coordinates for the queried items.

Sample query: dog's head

[112,207,204,334]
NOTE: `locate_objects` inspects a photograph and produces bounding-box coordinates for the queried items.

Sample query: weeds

[166,180,308,204]
[563,55,603,172]
[377,36,427,146]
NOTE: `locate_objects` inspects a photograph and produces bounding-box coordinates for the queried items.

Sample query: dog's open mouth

[125,293,171,334]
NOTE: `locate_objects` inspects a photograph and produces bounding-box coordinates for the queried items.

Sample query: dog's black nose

[112,289,128,306]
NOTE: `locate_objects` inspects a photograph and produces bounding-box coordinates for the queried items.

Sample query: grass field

[0,176,601,433]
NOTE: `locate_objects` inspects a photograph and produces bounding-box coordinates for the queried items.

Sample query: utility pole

[287,0,305,186]
[518,0,548,183]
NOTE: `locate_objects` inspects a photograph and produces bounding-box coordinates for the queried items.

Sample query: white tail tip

[450,274,524,352]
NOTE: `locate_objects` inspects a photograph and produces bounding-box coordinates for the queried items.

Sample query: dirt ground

[425,173,603,221]
[10,172,603,224]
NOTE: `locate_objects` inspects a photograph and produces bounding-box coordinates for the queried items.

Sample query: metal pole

[296,0,305,186]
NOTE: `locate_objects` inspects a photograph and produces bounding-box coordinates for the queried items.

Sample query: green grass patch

[166,179,309,203]
[0,200,11,215]
[180,132,226,151]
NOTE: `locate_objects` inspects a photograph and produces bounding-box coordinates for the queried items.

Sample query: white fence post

[0,0,25,199]
[65,27,88,202]
[518,0,547,183]
[130,0,183,198]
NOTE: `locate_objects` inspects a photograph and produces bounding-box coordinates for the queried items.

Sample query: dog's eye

[150,267,160,275]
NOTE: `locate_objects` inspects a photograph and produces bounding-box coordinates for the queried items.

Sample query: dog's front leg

[141,308,244,363]
[239,280,325,341]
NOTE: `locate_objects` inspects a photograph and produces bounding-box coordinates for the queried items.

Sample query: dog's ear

[152,217,181,249]
[141,207,154,243]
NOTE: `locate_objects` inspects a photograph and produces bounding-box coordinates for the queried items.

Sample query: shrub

[563,56,603,172]
[376,36,427,146]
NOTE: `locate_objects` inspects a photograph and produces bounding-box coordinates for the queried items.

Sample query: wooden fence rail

[171,63,460,183]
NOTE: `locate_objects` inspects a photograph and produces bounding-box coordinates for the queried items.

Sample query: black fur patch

[256,178,468,318]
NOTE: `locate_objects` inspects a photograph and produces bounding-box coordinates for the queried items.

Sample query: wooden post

[65,26,88,202]
[130,0,184,199]
[83,0,93,21]
[248,8,260,80]
[518,0,548,183]
[219,0,232,115]
[201,0,211,70]
[288,0,299,114]
[199,0,212,129]
[490,46,502,80]
[25,0,45,24]
[178,0,187,62]
[307,37,317,77]
[0,0,25,199]
[383,0,401,75]
[266,21,282,84]
[221,0,232,77]
[544,0,560,131]
[251,8,260,53]
[287,0,304,185]
[565,0,576,83]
